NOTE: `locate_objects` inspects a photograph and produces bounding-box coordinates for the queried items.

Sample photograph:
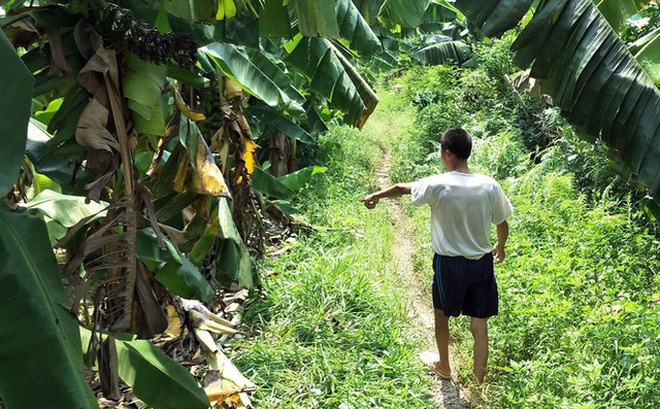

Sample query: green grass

[230,118,436,408]
[232,54,660,408]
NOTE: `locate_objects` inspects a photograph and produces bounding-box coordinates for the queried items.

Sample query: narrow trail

[375,151,472,409]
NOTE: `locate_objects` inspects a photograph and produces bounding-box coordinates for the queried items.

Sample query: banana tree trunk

[269,131,297,177]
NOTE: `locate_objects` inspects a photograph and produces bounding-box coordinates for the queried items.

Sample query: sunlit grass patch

[231,121,436,408]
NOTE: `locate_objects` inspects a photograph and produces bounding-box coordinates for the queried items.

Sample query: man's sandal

[419,351,452,380]
[431,363,452,380]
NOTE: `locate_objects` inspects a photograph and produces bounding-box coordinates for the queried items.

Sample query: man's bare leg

[470,317,488,383]
[434,309,451,376]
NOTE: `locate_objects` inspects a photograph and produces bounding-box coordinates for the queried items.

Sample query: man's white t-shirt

[410,171,513,260]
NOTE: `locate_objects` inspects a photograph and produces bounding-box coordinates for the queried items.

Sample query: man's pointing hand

[361,194,379,209]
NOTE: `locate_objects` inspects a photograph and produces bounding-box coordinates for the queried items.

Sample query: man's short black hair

[440,128,472,160]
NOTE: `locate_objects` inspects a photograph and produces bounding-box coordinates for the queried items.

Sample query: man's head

[440,127,472,169]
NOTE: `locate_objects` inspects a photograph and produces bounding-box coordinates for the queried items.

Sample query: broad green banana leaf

[168,65,210,87]
[457,0,533,37]
[0,208,98,409]
[259,0,292,37]
[164,0,216,22]
[481,0,534,37]
[252,166,296,200]
[123,54,168,136]
[336,0,381,56]
[426,0,461,20]
[247,105,313,143]
[380,0,432,28]
[44,218,69,244]
[47,84,88,144]
[305,102,330,133]
[252,165,326,197]
[22,190,107,243]
[182,196,253,288]
[628,27,659,54]
[23,189,108,228]
[0,30,33,196]
[595,0,651,30]
[286,37,378,127]
[157,255,215,303]
[80,327,210,409]
[188,207,221,264]
[633,28,660,84]
[456,0,660,202]
[216,197,253,288]
[135,228,215,303]
[278,165,327,191]
[34,98,63,126]
[351,0,386,25]
[294,0,340,37]
[413,40,472,65]
[203,42,299,112]
[135,228,182,267]
[31,173,62,197]
[26,119,94,193]
[417,2,460,33]
[244,48,306,116]
[216,0,237,20]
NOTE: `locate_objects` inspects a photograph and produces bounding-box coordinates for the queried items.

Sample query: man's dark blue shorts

[432,253,498,318]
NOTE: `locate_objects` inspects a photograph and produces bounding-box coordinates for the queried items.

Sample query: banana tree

[1,2,253,407]
[0,0,447,406]
[455,0,660,206]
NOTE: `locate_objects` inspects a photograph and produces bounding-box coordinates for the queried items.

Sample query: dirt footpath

[375,151,472,409]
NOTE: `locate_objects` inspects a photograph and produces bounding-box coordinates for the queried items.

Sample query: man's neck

[448,161,471,173]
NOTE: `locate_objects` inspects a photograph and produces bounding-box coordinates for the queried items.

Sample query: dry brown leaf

[223,77,243,100]
[78,48,119,96]
[211,129,231,174]
[75,98,120,152]
[98,336,120,400]
[73,20,102,59]
[134,262,168,338]
[46,27,73,76]
[84,149,119,202]
[164,304,183,337]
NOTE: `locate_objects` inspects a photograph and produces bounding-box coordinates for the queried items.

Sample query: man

[361,127,512,384]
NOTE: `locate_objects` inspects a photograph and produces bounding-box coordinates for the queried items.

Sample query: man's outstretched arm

[361,183,412,209]
[492,220,508,264]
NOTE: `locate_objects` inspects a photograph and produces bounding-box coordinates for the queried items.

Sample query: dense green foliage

[1,0,659,406]
[388,39,660,408]
[231,124,437,408]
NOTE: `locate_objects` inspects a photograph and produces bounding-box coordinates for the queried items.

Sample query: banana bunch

[197,81,224,138]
